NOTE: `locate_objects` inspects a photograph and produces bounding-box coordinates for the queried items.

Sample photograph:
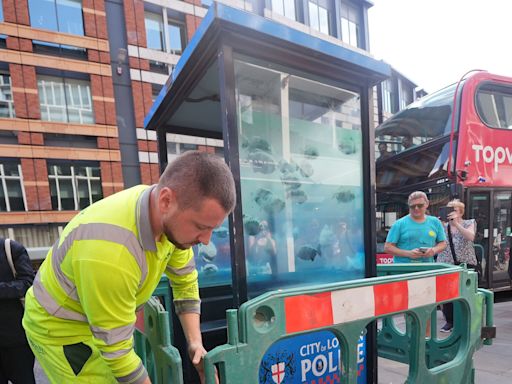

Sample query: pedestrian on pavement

[384,191,447,337]
[23,151,235,384]
[0,237,36,384]
[437,199,478,333]
[384,191,447,263]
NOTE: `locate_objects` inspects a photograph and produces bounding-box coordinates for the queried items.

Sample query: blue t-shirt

[386,215,446,263]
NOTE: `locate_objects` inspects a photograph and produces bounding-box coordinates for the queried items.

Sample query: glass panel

[308,2,319,31]
[145,11,164,51]
[194,218,232,287]
[6,180,25,211]
[271,0,284,16]
[90,179,102,202]
[0,1,3,22]
[492,192,511,277]
[49,179,59,209]
[318,6,329,35]
[375,83,459,152]
[0,181,6,211]
[57,0,84,35]
[167,23,183,54]
[470,193,489,285]
[0,74,15,118]
[376,141,452,191]
[77,178,90,209]
[59,179,75,210]
[29,0,59,31]
[284,0,296,20]
[476,82,512,129]
[3,162,20,177]
[234,57,365,297]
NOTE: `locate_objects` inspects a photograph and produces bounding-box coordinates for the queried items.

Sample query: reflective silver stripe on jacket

[90,323,135,345]
[166,256,196,276]
[101,348,131,359]
[32,273,87,322]
[34,223,148,322]
[117,361,148,384]
[52,223,148,293]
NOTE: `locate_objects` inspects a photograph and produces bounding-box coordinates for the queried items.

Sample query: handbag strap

[4,238,17,278]
[447,225,459,264]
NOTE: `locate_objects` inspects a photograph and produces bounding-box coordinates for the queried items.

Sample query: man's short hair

[408,191,428,205]
[158,151,236,213]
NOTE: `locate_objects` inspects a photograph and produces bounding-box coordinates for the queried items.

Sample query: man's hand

[188,343,219,384]
[409,249,424,259]
[423,247,436,257]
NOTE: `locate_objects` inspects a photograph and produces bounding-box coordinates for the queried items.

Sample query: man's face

[409,198,428,219]
[160,192,228,249]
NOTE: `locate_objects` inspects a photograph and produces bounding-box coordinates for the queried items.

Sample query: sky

[368,0,512,93]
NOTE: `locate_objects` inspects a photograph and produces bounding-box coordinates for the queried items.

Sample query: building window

[308,0,330,35]
[0,73,15,118]
[381,79,392,113]
[0,162,26,212]
[271,0,296,21]
[0,0,3,22]
[48,163,102,210]
[37,75,94,124]
[28,0,84,36]
[145,11,164,51]
[145,11,186,55]
[340,2,360,47]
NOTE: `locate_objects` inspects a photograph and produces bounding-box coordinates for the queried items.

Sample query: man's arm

[384,242,423,259]
[0,240,35,299]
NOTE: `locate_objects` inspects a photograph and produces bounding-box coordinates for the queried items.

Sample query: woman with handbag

[0,238,36,383]
[437,199,479,333]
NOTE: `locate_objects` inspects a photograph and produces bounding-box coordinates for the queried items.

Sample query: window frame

[0,72,15,118]
[339,0,360,47]
[144,8,187,56]
[307,0,331,35]
[37,75,94,124]
[48,163,102,211]
[0,162,27,212]
[28,0,85,36]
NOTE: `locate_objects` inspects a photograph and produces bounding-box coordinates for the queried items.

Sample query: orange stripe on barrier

[373,281,409,316]
[436,272,460,302]
[285,292,333,333]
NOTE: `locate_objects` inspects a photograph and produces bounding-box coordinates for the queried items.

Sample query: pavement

[33,293,512,383]
[378,291,512,383]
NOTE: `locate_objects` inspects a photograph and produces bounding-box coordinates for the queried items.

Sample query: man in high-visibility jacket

[23,151,236,384]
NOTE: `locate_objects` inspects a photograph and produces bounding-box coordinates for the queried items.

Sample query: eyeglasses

[409,203,425,209]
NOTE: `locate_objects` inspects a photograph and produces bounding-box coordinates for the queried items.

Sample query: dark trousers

[442,302,454,326]
[0,344,36,384]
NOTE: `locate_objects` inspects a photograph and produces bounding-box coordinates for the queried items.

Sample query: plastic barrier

[201,263,494,383]
[134,296,183,384]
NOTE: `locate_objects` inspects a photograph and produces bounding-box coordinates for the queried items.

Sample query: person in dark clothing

[0,238,36,384]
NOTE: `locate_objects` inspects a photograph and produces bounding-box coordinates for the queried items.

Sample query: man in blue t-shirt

[385,191,447,263]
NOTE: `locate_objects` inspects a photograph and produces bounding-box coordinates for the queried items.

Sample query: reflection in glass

[193,218,232,288]
[234,58,364,297]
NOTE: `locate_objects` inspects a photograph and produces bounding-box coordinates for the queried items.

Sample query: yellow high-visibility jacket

[23,185,199,383]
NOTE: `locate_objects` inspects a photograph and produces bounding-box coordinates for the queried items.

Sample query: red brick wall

[131,81,153,128]
[83,0,108,39]
[185,15,202,42]
[21,159,51,211]
[9,64,40,120]
[3,0,30,25]
[124,0,147,47]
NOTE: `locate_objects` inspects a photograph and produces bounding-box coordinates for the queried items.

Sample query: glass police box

[144,3,389,381]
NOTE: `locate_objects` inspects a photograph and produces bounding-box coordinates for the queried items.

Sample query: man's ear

[159,187,178,213]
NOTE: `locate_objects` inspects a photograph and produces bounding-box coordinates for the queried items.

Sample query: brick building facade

[0,0,417,253]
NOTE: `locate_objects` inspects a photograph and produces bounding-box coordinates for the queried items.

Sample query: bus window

[375,83,460,155]
[475,82,512,129]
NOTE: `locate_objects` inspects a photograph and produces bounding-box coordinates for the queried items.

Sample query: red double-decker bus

[375,70,512,291]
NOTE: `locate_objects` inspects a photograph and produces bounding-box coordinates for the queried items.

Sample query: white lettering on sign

[472,144,512,172]
[300,350,341,381]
